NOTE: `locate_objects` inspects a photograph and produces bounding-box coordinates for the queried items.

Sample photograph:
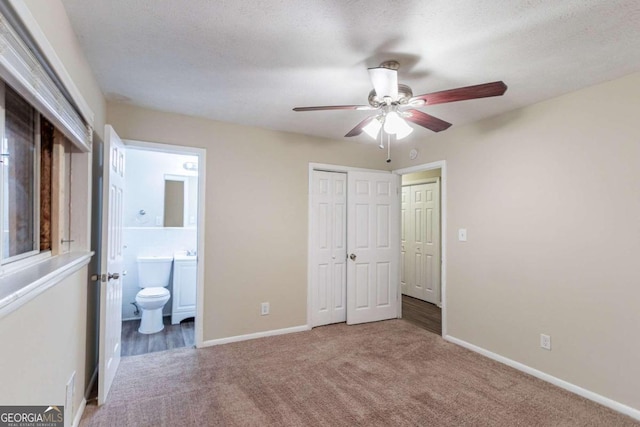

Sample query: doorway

[401,177,441,305]
[119,140,206,355]
[395,161,446,337]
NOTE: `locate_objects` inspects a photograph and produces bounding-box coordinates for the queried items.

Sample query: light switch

[458,228,467,242]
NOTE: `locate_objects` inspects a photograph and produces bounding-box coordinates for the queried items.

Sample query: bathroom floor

[121,317,195,357]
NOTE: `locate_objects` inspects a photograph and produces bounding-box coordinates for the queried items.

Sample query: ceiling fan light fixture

[383,111,403,134]
[394,119,414,140]
[362,117,382,139]
[382,111,413,140]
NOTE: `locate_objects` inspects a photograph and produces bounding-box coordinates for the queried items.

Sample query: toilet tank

[137,255,173,288]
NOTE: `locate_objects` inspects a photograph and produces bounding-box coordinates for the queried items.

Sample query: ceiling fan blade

[368,67,398,100]
[293,105,374,112]
[344,115,376,137]
[412,81,507,106]
[404,109,452,133]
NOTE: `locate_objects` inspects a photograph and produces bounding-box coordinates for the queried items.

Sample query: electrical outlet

[540,334,551,350]
[261,302,269,315]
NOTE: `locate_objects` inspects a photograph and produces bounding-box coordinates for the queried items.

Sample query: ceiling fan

[293,61,507,158]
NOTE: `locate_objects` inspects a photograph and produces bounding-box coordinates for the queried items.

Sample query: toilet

[135,255,173,334]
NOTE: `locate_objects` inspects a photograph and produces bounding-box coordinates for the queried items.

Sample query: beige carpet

[81,320,639,426]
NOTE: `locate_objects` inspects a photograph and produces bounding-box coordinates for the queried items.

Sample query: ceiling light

[394,117,414,140]
[383,111,413,140]
[362,117,382,139]
[383,111,402,134]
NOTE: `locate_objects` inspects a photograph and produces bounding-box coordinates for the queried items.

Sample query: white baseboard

[444,335,640,421]
[200,325,310,347]
[71,398,86,427]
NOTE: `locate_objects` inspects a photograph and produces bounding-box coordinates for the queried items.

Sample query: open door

[97,125,125,405]
[346,171,399,324]
[422,179,441,305]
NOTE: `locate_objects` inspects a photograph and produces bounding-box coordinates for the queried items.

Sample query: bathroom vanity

[172,251,197,324]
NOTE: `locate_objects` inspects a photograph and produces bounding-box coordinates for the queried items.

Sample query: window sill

[0,251,93,319]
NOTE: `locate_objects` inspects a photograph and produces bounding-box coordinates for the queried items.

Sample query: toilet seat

[137,287,170,299]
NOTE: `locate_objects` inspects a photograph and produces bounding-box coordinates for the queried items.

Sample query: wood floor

[401,294,442,335]
[121,317,195,357]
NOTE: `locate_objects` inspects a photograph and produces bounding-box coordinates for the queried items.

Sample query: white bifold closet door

[401,180,441,305]
[310,170,399,327]
[310,171,347,327]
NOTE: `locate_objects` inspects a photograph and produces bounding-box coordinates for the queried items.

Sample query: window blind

[0,7,92,152]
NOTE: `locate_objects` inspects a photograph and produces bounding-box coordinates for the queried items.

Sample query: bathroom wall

[122,148,198,319]
[124,149,198,228]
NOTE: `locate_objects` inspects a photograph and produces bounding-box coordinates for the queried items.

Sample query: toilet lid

[138,287,170,298]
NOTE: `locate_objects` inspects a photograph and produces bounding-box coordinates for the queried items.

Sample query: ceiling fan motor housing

[368,84,413,107]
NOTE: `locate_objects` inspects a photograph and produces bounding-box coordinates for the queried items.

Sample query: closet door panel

[311,171,347,326]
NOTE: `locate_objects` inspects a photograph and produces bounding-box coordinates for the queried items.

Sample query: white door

[423,179,441,305]
[406,184,427,300]
[98,125,125,405]
[401,181,441,305]
[400,186,409,295]
[346,171,399,325]
[310,171,347,327]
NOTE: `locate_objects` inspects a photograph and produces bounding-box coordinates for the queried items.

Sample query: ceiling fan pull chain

[386,134,391,163]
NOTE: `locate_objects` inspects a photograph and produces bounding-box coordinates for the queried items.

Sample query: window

[0,80,76,269]
[0,83,40,264]
[0,4,93,314]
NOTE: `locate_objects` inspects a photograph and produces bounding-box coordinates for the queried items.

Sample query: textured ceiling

[60,0,640,142]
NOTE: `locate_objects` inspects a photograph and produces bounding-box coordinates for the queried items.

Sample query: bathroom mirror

[163,174,198,227]
[164,180,185,227]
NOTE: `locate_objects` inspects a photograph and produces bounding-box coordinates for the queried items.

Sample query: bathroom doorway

[119,140,206,356]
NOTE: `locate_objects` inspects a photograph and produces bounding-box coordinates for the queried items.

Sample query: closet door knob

[349,253,357,261]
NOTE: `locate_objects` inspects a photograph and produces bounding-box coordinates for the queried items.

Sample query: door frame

[393,160,447,337]
[307,163,393,328]
[122,139,207,348]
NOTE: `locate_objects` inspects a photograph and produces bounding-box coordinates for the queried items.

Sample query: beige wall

[392,72,640,410]
[0,269,87,411]
[0,0,106,420]
[107,103,390,340]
